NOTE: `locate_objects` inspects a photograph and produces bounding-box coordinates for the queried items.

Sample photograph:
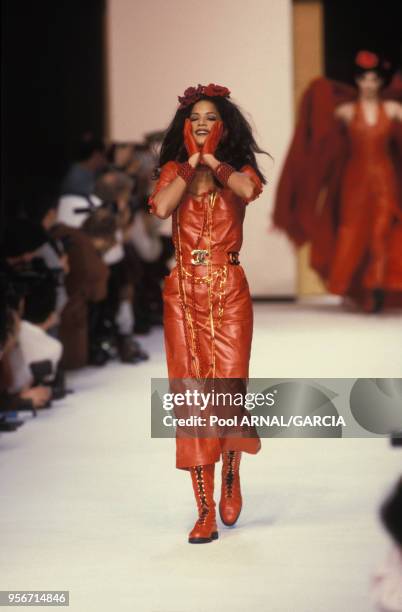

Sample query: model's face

[356,71,383,96]
[189,100,222,147]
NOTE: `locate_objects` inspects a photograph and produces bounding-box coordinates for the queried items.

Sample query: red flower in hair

[178,83,231,108]
[178,85,203,108]
[355,50,379,69]
[204,83,231,98]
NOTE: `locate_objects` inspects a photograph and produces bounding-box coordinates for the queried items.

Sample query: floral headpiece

[355,50,379,69]
[355,50,390,71]
[178,83,231,109]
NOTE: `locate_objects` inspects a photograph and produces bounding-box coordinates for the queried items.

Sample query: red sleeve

[147,161,179,215]
[239,164,264,204]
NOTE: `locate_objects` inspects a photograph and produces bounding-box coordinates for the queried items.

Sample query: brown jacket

[50,223,109,369]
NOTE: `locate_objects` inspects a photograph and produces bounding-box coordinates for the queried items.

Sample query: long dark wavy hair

[154,94,271,183]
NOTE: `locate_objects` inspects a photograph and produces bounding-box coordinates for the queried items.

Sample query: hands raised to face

[201,120,224,157]
[184,118,200,158]
[183,118,224,166]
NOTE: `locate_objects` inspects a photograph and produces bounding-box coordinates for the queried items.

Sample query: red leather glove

[183,118,200,158]
[201,120,224,156]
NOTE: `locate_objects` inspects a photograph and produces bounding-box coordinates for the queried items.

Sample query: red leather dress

[328,101,402,295]
[148,161,263,469]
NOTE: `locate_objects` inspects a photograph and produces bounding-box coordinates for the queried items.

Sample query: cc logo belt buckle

[191,249,208,265]
[228,251,240,265]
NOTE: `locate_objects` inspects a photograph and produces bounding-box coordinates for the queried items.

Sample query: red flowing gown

[148,162,263,469]
[273,76,402,308]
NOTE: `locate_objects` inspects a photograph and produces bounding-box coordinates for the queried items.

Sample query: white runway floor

[1,301,401,612]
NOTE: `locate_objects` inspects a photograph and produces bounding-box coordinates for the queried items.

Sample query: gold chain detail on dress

[172,191,228,380]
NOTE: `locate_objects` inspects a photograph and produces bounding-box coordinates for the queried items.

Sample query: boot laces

[195,466,210,525]
[224,451,236,498]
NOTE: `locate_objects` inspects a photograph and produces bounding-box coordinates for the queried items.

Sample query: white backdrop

[107,0,296,296]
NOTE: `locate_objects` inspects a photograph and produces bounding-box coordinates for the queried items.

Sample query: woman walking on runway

[273,51,402,312]
[148,83,269,543]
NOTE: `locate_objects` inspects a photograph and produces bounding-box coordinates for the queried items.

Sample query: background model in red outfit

[273,51,402,313]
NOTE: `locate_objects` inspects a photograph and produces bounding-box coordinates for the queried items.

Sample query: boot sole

[188,531,219,544]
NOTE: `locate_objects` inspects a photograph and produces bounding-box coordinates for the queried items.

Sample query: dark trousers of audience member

[87,257,134,359]
[59,295,89,370]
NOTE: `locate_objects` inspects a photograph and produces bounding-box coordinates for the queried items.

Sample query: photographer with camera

[1,219,61,413]
[45,203,110,370]
[84,171,149,365]
[0,302,46,429]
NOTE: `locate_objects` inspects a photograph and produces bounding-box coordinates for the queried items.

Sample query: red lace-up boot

[188,464,218,544]
[219,451,243,526]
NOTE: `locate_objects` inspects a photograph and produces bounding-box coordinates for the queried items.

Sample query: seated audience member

[49,212,110,370]
[29,193,69,332]
[131,142,173,332]
[59,165,148,364]
[21,271,63,383]
[57,192,103,229]
[129,201,166,333]
[2,220,56,407]
[93,170,149,358]
[58,135,106,228]
[0,310,52,415]
[8,318,62,393]
[107,142,139,178]
[60,135,107,197]
[82,207,148,364]
[104,143,169,333]
[0,303,50,426]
